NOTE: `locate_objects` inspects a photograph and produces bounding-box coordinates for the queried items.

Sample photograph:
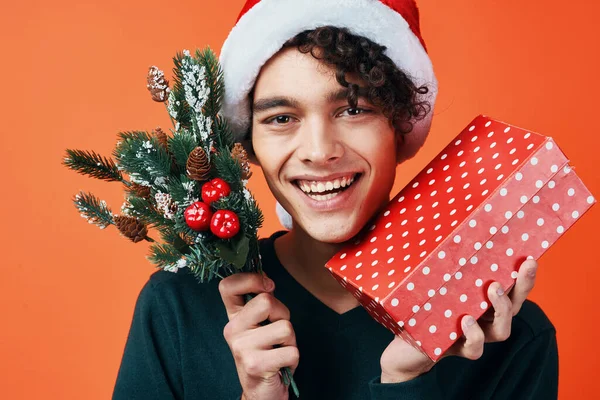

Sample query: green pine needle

[213,115,235,149]
[73,191,114,229]
[196,47,224,118]
[148,243,183,269]
[63,149,124,182]
[127,195,169,229]
[169,130,198,172]
[213,149,242,191]
[113,131,172,185]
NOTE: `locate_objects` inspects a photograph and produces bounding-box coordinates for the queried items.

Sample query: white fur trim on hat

[275,201,293,230]
[219,0,438,163]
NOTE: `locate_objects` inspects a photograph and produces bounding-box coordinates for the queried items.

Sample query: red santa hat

[219,0,438,229]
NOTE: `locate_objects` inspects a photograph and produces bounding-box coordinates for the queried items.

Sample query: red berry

[202,178,231,205]
[184,201,213,231]
[210,210,240,239]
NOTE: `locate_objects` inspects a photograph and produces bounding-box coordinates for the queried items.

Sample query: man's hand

[219,273,299,400]
[379,259,538,383]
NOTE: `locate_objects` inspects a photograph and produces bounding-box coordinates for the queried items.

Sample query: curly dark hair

[248,26,431,140]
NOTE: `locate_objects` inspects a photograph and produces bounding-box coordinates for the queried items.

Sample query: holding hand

[380,259,538,383]
[219,273,299,400]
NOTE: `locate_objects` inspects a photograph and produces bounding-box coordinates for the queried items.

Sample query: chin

[295,213,369,245]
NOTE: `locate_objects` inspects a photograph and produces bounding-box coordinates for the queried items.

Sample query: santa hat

[219,0,437,229]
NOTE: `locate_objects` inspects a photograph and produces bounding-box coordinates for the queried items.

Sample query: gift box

[325,115,596,361]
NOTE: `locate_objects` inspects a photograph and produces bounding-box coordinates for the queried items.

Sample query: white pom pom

[275,201,293,230]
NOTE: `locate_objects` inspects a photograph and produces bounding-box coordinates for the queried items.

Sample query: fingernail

[528,268,537,278]
[263,277,274,291]
[496,285,505,297]
[464,316,476,329]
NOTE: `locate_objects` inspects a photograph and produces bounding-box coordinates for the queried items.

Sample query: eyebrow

[252,97,300,114]
[252,87,370,114]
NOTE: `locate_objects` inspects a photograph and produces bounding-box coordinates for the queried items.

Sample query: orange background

[1,1,598,398]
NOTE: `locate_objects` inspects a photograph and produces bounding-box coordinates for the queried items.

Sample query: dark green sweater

[113,231,558,399]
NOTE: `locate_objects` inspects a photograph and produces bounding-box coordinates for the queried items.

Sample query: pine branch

[213,115,235,149]
[113,131,172,186]
[156,225,192,253]
[167,174,198,207]
[196,47,224,118]
[147,243,183,269]
[239,193,264,236]
[186,243,230,283]
[63,149,125,183]
[213,191,245,213]
[169,52,193,129]
[169,130,199,172]
[73,191,114,229]
[213,149,242,191]
[127,195,170,229]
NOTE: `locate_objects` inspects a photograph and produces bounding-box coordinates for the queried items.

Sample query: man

[113,1,558,399]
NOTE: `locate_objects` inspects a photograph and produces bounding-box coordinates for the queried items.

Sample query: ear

[395,133,405,164]
[239,124,260,166]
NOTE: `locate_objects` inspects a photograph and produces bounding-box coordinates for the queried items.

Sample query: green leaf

[215,235,250,270]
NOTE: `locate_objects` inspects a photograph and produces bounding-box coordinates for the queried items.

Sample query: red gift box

[325,115,596,361]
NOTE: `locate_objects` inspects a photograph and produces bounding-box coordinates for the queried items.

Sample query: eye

[265,115,292,125]
[339,107,371,117]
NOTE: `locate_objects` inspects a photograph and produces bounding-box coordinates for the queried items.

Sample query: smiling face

[251,47,399,243]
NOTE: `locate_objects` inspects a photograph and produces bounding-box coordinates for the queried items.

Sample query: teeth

[307,192,341,201]
[297,174,358,195]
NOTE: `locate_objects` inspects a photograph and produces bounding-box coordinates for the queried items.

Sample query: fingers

[218,272,275,320]
[231,294,292,335]
[508,259,538,316]
[479,282,513,342]
[245,319,297,350]
[447,316,485,360]
[242,346,300,377]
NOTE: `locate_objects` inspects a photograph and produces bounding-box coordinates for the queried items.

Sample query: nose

[295,116,344,165]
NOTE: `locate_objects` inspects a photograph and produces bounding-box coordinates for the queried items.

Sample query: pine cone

[155,192,177,220]
[154,127,169,152]
[129,182,152,199]
[231,143,252,180]
[114,215,149,243]
[187,147,211,181]
[146,66,170,102]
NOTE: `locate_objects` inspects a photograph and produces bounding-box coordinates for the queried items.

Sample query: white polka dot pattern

[324,115,596,362]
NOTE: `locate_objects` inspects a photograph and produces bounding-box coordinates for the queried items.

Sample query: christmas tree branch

[169,131,199,172]
[63,149,126,184]
[114,131,172,186]
[73,191,114,229]
[148,242,183,268]
[127,195,170,229]
[196,47,224,118]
